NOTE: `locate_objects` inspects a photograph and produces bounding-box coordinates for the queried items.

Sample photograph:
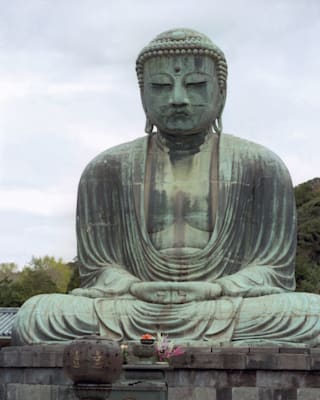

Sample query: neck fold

[155,129,212,155]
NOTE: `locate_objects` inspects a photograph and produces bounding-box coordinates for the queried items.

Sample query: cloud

[0,187,75,216]
[0,210,76,266]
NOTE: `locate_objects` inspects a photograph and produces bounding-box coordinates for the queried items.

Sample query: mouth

[170,111,190,117]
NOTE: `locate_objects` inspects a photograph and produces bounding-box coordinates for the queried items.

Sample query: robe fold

[74,133,297,341]
[12,133,320,346]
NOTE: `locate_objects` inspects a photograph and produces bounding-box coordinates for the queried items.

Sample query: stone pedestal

[1,345,320,399]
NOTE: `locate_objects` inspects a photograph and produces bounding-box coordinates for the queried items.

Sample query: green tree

[295,178,320,293]
[66,260,81,292]
[27,256,73,293]
[0,277,23,307]
[295,255,320,294]
[0,262,19,280]
[17,266,58,301]
[0,256,75,307]
[296,178,320,204]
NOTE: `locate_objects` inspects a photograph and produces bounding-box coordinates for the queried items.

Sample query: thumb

[71,287,101,298]
[71,288,89,296]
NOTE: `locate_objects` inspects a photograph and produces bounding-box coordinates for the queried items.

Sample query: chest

[145,146,213,232]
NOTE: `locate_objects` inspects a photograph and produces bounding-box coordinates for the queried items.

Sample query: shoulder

[80,136,147,179]
[221,133,290,172]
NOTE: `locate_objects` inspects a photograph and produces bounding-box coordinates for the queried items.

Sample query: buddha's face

[142,55,223,135]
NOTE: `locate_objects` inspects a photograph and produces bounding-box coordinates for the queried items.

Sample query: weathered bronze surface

[11,28,320,347]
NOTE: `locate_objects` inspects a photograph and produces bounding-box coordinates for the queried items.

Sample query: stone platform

[1,344,320,399]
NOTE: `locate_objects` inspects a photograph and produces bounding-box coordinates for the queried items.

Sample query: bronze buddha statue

[12,29,320,347]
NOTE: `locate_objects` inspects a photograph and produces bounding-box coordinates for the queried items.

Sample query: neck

[155,129,211,155]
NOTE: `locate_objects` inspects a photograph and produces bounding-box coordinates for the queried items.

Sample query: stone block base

[1,345,320,399]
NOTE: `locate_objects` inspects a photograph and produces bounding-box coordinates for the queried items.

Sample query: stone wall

[1,345,320,399]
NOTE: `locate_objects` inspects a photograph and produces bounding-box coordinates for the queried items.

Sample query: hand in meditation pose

[12,29,320,347]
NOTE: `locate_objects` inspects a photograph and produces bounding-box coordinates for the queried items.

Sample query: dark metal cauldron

[63,335,123,384]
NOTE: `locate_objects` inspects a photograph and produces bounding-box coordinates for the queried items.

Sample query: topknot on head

[136,28,228,92]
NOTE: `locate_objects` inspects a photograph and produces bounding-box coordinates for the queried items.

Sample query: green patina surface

[11,28,320,347]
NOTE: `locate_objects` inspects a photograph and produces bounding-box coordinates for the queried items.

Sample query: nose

[169,82,189,107]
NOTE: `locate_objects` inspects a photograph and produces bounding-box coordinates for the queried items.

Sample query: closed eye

[186,81,207,87]
[151,83,172,88]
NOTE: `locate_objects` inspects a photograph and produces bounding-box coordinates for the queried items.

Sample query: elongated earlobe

[145,118,154,134]
[213,116,223,135]
[213,88,226,136]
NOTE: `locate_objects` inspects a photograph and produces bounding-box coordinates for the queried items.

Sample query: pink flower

[170,347,184,357]
[155,333,184,361]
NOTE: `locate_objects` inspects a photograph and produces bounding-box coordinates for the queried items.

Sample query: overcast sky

[0,0,319,267]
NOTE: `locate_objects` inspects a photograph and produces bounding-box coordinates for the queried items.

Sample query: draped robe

[75,132,298,343]
[12,133,320,346]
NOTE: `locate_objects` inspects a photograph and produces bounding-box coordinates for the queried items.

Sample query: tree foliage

[295,178,320,293]
[0,277,23,307]
[0,263,19,280]
[0,256,78,307]
[66,260,81,292]
[27,256,73,293]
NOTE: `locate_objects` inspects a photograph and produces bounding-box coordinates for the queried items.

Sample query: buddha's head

[136,28,227,136]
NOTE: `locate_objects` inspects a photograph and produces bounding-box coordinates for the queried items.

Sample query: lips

[170,111,190,117]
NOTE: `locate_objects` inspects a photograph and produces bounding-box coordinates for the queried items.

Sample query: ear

[140,88,154,134]
[145,117,154,134]
[218,86,227,117]
[140,87,148,114]
[212,86,226,136]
